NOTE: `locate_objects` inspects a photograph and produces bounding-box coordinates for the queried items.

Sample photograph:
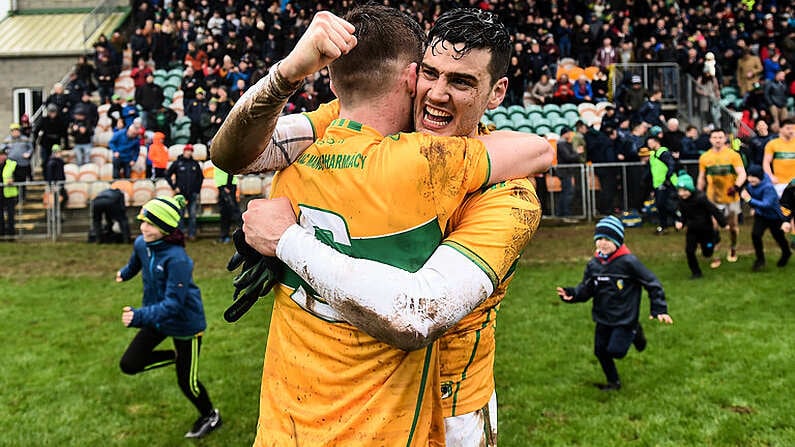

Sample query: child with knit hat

[740,165,791,271]
[556,216,673,391]
[115,195,222,438]
[674,173,729,277]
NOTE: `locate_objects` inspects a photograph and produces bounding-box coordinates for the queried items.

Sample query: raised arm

[211,12,356,173]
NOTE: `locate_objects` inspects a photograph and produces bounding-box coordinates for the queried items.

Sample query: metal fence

[540,160,699,222]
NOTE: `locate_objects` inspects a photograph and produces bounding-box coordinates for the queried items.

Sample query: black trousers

[91,197,130,243]
[751,215,791,262]
[594,322,638,383]
[0,196,17,236]
[685,228,719,275]
[218,186,241,239]
[119,326,214,417]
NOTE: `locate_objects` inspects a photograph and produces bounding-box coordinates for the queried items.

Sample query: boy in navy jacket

[116,195,222,438]
[740,165,791,270]
[557,216,673,390]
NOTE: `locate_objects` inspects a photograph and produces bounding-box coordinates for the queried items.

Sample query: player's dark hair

[427,8,511,85]
[330,4,425,101]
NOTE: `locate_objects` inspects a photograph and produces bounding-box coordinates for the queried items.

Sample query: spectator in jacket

[741,165,791,271]
[90,187,130,243]
[135,74,165,129]
[69,112,94,166]
[0,146,18,236]
[647,135,679,234]
[33,104,68,173]
[44,144,67,218]
[638,89,665,128]
[553,73,574,104]
[116,194,221,438]
[165,144,203,240]
[674,173,729,278]
[110,122,142,179]
[130,58,153,89]
[765,70,789,132]
[555,126,582,217]
[147,132,169,179]
[525,73,554,106]
[557,216,673,391]
[572,75,593,103]
[747,120,776,167]
[4,123,34,185]
[185,88,208,144]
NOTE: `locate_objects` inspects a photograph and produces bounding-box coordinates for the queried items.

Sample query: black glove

[726,185,740,197]
[224,229,281,322]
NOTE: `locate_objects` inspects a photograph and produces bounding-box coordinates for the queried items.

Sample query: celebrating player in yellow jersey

[213,7,550,447]
[697,128,747,265]
[762,117,795,194]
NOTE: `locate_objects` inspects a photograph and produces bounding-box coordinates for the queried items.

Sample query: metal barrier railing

[7,161,702,241]
[82,0,126,44]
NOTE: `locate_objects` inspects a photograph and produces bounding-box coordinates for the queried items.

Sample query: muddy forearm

[212,63,303,173]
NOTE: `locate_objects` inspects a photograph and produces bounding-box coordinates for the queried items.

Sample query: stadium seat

[577,102,597,115]
[93,128,113,147]
[563,110,580,125]
[163,86,177,101]
[516,125,533,133]
[99,163,114,181]
[155,178,174,197]
[525,104,542,114]
[507,104,526,119]
[88,180,111,200]
[595,101,613,115]
[167,67,184,79]
[64,163,79,182]
[534,126,551,136]
[169,97,184,117]
[65,182,89,208]
[492,115,512,130]
[526,110,543,122]
[97,103,110,119]
[560,103,578,113]
[110,180,134,206]
[77,163,100,182]
[240,175,263,196]
[168,144,185,161]
[202,160,215,178]
[132,179,156,206]
[193,143,208,161]
[90,147,112,165]
[490,105,508,120]
[200,178,218,205]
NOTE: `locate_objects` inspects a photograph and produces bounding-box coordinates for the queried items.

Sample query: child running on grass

[556,216,673,391]
[116,195,221,438]
[673,173,729,278]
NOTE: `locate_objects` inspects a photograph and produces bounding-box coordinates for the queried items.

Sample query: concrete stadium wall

[0,55,74,125]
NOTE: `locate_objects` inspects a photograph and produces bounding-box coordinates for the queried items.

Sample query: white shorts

[444,391,498,447]
[715,200,742,218]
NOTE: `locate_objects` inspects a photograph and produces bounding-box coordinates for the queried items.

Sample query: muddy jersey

[255,117,491,447]
[699,149,745,204]
[438,178,541,416]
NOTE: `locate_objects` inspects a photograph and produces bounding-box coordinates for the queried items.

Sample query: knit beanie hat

[138,195,186,234]
[747,164,764,179]
[594,215,625,247]
[677,173,696,192]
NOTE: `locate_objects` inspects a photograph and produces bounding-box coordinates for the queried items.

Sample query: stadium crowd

[2,0,795,236]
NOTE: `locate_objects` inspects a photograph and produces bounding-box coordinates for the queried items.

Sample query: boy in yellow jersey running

[233,9,546,447]
[697,128,747,265]
[762,117,795,196]
[211,7,550,447]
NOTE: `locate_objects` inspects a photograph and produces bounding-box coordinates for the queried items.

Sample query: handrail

[82,0,125,44]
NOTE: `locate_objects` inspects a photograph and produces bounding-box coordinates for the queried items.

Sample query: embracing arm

[479,131,553,183]
[276,224,494,351]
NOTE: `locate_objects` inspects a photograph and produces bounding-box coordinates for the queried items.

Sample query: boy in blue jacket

[556,216,673,391]
[116,195,221,438]
[740,165,791,271]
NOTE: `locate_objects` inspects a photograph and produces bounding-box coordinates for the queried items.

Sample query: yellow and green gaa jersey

[699,148,744,204]
[255,116,491,446]
[765,137,795,184]
[439,178,541,417]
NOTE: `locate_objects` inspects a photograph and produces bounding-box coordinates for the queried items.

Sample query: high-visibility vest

[650,147,677,189]
[1,159,18,198]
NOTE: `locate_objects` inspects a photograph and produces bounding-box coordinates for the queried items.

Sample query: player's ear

[487,77,508,110]
[403,62,418,97]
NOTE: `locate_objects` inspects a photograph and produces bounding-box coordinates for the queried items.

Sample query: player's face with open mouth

[414,43,505,137]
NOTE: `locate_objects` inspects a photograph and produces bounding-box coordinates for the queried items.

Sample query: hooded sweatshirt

[746,173,785,221]
[147,132,169,170]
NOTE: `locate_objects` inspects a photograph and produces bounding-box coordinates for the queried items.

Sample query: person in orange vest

[147,132,169,179]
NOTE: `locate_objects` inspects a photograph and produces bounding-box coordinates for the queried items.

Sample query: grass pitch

[1,222,793,446]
